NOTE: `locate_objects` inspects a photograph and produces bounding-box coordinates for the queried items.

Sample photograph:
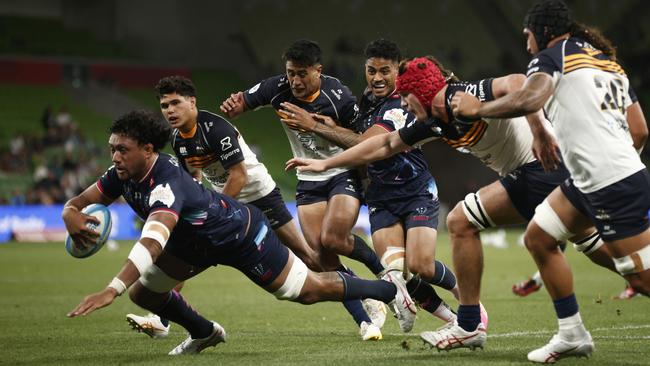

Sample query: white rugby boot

[527,332,594,363]
[362,298,387,328]
[359,321,382,341]
[126,313,170,339]
[382,270,417,332]
[168,321,226,355]
[420,323,487,351]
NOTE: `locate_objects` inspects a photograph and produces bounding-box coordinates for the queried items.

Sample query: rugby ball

[65,204,112,258]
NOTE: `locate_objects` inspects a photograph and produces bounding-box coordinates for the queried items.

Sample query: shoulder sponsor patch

[149,183,176,208]
[383,108,408,129]
[220,136,232,150]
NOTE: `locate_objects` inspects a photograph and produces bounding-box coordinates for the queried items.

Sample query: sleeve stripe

[150,208,179,221]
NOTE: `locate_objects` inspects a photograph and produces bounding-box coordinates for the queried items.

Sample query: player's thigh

[371,222,406,258]
[322,193,361,237]
[545,185,592,233]
[297,201,327,248]
[607,228,650,258]
[478,180,527,226]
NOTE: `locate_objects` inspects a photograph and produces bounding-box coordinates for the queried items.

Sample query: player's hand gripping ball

[65,204,112,258]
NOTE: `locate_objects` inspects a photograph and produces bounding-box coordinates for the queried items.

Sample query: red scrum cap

[396,57,446,111]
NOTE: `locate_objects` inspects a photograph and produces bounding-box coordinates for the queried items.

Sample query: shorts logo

[595,209,610,220]
[415,207,427,215]
[220,137,232,151]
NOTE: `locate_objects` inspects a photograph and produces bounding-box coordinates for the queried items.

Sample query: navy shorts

[560,169,650,241]
[500,160,570,220]
[165,205,289,287]
[367,179,440,233]
[249,186,293,230]
[295,170,363,206]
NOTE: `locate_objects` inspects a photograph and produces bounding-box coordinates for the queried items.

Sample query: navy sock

[342,299,371,326]
[406,276,443,314]
[422,260,457,290]
[151,290,213,339]
[553,294,579,319]
[337,271,395,304]
[349,235,384,275]
[457,304,481,332]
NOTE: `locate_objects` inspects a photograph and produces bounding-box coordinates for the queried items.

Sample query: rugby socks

[337,270,395,304]
[336,265,373,325]
[457,305,482,332]
[349,235,384,275]
[553,294,587,341]
[424,260,457,290]
[406,276,457,323]
[152,290,213,339]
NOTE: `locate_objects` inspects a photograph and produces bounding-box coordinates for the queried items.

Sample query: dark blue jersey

[354,91,433,202]
[243,73,360,181]
[97,153,250,246]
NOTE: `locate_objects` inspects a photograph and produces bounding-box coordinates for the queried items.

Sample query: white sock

[558,312,588,341]
[532,271,543,286]
[433,303,457,323]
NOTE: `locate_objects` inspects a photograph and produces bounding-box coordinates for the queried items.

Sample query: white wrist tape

[128,241,154,275]
[141,221,170,248]
[613,244,650,276]
[108,277,127,296]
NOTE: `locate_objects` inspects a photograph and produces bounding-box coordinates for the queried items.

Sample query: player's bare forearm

[324,130,407,169]
[627,102,648,151]
[312,123,362,148]
[222,164,248,198]
[479,73,554,119]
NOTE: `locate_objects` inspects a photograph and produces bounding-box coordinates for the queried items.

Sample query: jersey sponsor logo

[465,84,478,96]
[477,80,487,101]
[220,148,241,161]
[248,83,261,94]
[149,183,176,208]
[204,121,213,132]
[220,136,232,151]
[383,108,408,129]
[168,156,179,167]
[527,66,540,76]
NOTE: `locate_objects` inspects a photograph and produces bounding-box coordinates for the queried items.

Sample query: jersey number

[594,76,626,115]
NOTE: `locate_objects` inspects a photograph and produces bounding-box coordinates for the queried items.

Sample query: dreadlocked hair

[571,22,617,60]
[398,56,460,83]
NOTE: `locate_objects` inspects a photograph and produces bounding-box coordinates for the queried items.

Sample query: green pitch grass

[1,229,648,365]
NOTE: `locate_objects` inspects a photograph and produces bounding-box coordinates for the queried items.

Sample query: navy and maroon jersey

[97,153,250,246]
[354,91,434,202]
[170,110,275,203]
[243,74,359,181]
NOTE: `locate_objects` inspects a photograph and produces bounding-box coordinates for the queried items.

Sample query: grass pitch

[1,229,648,366]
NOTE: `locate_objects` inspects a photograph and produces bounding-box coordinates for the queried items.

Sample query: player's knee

[320,231,348,253]
[405,255,435,279]
[447,202,477,237]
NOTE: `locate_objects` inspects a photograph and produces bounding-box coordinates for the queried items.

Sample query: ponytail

[571,22,617,60]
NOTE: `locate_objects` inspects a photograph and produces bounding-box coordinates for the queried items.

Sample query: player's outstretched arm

[67,211,176,318]
[280,102,368,148]
[220,91,247,118]
[61,184,114,251]
[286,130,409,173]
[627,102,648,153]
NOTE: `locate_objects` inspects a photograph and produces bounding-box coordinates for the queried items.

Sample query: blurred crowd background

[1,0,649,208]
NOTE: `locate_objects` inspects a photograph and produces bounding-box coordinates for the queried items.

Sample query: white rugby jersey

[527,37,644,193]
[171,110,275,203]
[243,74,359,182]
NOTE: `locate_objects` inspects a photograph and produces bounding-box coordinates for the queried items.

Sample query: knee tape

[380,246,405,271]
[462,192,494,230]
[139,265,180,294]
[532,199,572,241]
[274,256,308,300]
[572,231,604,255]
[613,244,650,276]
